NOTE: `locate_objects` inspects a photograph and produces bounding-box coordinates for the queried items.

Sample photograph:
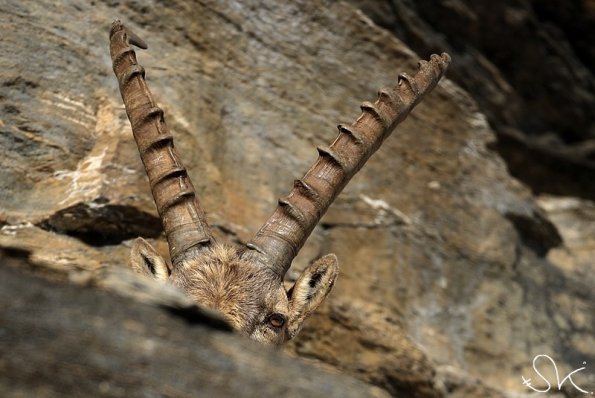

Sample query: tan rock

[0,1,592,397]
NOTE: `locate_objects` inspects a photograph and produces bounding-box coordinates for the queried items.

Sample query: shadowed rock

[0,263,389,398]
[0,0,593,397]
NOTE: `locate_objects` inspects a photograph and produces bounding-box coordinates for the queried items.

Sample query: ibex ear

[130,238,170,281]
[287,254,339,339]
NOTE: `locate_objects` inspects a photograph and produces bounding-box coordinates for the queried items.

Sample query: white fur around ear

[130,238,170,281]
[287,253,339,339]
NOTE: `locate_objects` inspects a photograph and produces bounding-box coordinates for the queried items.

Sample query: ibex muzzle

[109,20,450,345]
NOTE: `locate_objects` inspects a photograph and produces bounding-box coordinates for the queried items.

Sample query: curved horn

[243,53,451,276]
[109,20,213,266]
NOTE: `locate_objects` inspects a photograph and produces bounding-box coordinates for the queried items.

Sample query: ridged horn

[109,20,213,267]
[243,53,451,277]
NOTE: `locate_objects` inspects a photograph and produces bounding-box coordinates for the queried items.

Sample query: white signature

[522,354,593,394]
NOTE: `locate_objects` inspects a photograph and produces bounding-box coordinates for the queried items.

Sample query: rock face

[0,263,389,398]
[0,1,593,397]
[348,0,595,200]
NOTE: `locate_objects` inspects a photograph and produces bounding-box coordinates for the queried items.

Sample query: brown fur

[171,245,283,334]
[130,240,336,345]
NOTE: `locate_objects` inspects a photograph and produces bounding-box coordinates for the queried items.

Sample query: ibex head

[109,21,450,345]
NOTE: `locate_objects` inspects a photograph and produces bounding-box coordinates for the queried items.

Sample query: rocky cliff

[1,0,593,397]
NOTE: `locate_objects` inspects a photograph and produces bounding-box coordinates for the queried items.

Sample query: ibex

[109,20,450,345]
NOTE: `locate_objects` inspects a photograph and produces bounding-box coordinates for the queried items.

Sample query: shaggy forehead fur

[168,244,286,333]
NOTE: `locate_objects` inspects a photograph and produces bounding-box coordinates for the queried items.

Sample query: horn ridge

[243,53,451,276]
[110,20,214,266]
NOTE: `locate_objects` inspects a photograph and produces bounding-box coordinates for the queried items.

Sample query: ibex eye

[267,313,286,328]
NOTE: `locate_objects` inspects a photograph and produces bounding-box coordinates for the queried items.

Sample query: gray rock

[0,263,389,398]
[348,0,595,199]
[0,0,593,397]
